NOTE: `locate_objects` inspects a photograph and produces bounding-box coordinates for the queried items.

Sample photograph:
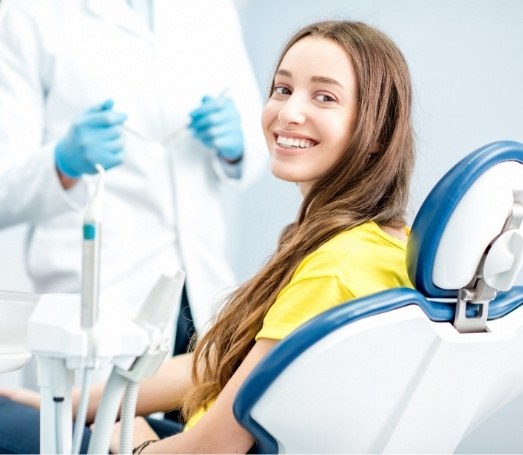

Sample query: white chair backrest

[433,161,523,290]
[247,303,523,453]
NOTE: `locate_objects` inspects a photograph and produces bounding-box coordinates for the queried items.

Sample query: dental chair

[233,140,523,454]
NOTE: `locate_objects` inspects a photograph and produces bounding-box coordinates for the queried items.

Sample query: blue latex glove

[188,95,244,162]
[55,99,127,178]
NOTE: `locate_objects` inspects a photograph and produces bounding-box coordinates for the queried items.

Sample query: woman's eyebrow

[276,68,292,77]
[276,69,344,90]
[311,75,343,87]
[276,69,343,88]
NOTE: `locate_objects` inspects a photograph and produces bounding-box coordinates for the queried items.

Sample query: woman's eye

[315,93,336,103]
[274,85,291,96]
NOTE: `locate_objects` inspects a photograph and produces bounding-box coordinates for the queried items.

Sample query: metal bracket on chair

[453,203,522,333]
[454,236,498,333]
[454,278,497,333]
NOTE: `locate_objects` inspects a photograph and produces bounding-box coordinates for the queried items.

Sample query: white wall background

[1,0,523,451]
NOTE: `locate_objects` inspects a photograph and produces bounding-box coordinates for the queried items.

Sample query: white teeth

[276,135,315,149]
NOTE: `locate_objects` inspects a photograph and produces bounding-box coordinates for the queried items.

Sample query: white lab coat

[0,0,267,334]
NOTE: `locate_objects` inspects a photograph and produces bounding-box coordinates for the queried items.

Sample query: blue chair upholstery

[233,140,523,454]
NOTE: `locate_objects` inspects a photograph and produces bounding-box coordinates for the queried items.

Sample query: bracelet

[132,439,158,454]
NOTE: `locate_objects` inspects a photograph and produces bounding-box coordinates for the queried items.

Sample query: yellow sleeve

[256,274,354,341]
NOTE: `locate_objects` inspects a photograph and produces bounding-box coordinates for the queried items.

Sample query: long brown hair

[182,20,414,419]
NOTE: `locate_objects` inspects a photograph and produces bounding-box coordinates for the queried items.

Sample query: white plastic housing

[433,162,523,290]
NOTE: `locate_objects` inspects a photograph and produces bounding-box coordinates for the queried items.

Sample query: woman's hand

[0,388,41,409]
[109,416,159,454]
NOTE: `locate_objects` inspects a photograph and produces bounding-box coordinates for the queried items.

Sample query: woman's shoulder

[290,222,410,285]
[318,221,408,255]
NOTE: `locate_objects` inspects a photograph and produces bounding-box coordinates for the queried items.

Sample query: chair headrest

[407,140,523,299]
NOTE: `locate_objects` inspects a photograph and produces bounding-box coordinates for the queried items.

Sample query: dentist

[0,0,266,357]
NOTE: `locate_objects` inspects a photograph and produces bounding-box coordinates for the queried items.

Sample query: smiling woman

[0,20,415,455]
[172,20,414,454]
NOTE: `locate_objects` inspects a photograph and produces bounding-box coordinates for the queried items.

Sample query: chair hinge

[454,279,497,333]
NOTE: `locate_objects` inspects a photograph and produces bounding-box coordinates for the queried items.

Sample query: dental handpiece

[122,87,231,147]
[81,165,105,330]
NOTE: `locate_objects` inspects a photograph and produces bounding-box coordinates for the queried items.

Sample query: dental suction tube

[81,165,105,330]
[81,221,101,329]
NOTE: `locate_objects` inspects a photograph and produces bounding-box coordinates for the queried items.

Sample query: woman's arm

[112,338,278,454]
[135,352,194,416]
[82,353,194,423]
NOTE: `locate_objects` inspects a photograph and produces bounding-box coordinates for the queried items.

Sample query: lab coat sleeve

[211,154,243,182]
[0,0,87,228]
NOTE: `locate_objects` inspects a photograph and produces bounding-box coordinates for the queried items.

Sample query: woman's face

[262,36,358,196]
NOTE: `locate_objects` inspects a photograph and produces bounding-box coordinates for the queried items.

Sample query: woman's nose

[278,95,306,126]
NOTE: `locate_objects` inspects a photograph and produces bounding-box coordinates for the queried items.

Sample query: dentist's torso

[1,0,266,332]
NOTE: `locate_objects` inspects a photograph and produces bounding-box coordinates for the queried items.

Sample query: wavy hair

[181,20,414,419]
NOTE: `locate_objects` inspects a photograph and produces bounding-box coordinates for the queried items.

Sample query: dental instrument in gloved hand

[122,88,239,162]
[55,99,127,178]
[189,89,244,163]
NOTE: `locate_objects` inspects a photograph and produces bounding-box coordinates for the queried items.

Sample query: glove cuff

[218,152,243,164]
[54,142,82,179]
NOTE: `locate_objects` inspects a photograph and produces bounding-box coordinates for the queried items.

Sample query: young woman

[0,20,414,454]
